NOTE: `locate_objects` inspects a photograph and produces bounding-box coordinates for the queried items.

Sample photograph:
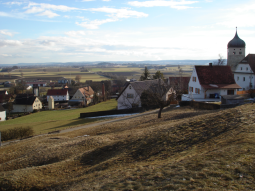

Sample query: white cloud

[37,10,59,18]
[1,54,12,57]
[76,18,118,29]
[217,3,255,27]
[25,2,79,12]
[102,0,111,1]
[3,1,24,5]
[128,0,198,10]
[0,30,15,36]
[90,7,148,18]
[65,31,87,37]
[82,0,95,1]
[0,39,22,47]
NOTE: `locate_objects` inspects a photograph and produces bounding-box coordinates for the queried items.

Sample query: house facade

[69,86,94,105]
[0,105,6,121]
[234,54,255,91]
[47,89,69,102]
[182,64,241,101]
[12,95,42,113]
[26,81,47,87]
[117,80,175,110]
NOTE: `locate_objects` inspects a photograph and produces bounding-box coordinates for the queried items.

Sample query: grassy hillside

[0,99,117,134]
[0,104,255,190]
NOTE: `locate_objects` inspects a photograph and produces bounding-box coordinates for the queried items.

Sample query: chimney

[209,63,213,67]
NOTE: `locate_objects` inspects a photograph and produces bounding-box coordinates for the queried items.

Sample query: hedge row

[1,127,34,141]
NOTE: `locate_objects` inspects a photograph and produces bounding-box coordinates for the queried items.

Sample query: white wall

[188,67,203,98]
[0,111,6,121]
[47,92,69,102]
[32,98,42,110]
[117,84,141,110]
[234,64,255,90]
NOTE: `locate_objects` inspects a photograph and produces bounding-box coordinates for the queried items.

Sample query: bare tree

[75,75,82,83]
[214,54,225,65]
[141,80,175,118]
[20,72,24,78]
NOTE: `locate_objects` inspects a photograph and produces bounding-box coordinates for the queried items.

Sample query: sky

[0,0,255,64]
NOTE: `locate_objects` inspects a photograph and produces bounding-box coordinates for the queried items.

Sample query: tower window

[233,52,236,55]
[239,52,242,54]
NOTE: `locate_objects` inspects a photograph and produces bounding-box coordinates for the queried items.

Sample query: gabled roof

[0,94,12,103]
[118,79,167,100]
[47,89,68,96]
[195,65,241,89]
[79,86,94,97]
[14,94,37,105]
[238,54,255,73]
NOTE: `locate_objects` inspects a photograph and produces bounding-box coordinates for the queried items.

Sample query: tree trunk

[158,106,164,118]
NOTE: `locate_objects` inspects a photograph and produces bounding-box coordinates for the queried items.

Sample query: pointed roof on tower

[227,27,246,48]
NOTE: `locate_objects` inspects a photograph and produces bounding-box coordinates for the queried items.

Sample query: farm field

[0,104,254,190]
[0,65,193,83]
[0,99,117,135]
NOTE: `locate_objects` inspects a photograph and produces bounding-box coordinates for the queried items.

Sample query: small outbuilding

[221,95,244,105]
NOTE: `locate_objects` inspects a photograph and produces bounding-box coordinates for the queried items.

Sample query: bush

[1,126,34,141]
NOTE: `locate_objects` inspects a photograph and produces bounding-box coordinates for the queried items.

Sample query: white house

[117,79,175,110]
[69,86,94,105]
[182,64,241,101]
[47,89,69,102]
[0,105,6,121]
[12,95,42,113]
[234,54,255,91]
[26,81,47,87]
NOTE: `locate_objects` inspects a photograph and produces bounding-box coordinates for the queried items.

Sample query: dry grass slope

[0,104,255,190]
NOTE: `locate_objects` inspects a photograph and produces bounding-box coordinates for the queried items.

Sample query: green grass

[0,99,117,134]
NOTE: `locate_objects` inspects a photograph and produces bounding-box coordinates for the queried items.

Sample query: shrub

[1,126,34,141]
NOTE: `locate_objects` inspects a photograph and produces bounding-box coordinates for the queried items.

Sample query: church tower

[227,28,246,71]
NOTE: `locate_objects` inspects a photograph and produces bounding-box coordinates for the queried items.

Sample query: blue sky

[0,0,255,64]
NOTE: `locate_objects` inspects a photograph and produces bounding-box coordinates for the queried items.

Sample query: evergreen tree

[153,71,164,79]
[140,66,150,81]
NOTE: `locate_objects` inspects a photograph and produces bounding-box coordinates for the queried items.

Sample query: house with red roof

[47,89,69,102]
[182,63,241,101]
[234,54,255,91]
[69,86,94,105]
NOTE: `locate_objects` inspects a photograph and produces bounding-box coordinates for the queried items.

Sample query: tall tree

[140,66,150,81]
[153,70,164,79]
[75,75,82,83]
[140,80,175,118]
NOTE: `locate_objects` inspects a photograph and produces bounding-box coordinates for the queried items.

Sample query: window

[127,93,134,98]
[237,76,239,81]
[241,67,242,70]
[246,67,248,71]
[243,88,245,91]
[227,90,234,95]
[189,87,193,92]
[195,88,200,94]
[192,77,196,82]
[233,52,236,55]
[243,77,245,81]
[129,86,132,89]
[239,52,242,54]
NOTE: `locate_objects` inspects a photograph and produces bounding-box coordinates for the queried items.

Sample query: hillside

[0,104,255,190]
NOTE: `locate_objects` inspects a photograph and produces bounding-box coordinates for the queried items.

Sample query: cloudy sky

[0,0,255,64]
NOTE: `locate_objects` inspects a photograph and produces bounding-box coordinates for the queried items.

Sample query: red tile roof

[47,89,68,96]
[195,65,241,89]
[79,86,94,97]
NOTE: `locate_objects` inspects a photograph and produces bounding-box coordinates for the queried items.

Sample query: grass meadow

[0,104,255,190]
[0,99,117,135]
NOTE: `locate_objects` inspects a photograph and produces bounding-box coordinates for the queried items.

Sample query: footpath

[1,105,178,146]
